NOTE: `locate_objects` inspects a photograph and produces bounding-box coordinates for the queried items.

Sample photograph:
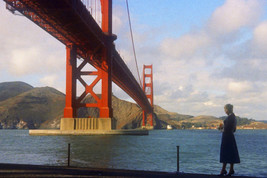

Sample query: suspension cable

[125,0,142,86]
[95,0,97,20]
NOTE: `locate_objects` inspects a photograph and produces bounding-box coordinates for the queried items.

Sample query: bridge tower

[142,65,154,129]
[61,0,116,131]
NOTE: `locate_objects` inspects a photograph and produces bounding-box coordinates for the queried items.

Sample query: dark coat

[220,113,240,164]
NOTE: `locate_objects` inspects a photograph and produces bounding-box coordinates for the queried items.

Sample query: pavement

[0,163,258,178]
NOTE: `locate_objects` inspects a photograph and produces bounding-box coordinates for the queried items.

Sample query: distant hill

[0,86,65,129]
[0,81,33,102]
[219,116,255,126]
[257,120,267,124]
[1,81,267,130]
[153,105,193,128]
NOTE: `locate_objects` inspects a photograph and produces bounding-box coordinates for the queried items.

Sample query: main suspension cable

[125,0,142,86]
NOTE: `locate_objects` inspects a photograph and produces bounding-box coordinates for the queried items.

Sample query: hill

[257,120,267,124]
[152,105,193,128]
[0,81,33,102]
[1,81,267,130]
[0,86,65,129]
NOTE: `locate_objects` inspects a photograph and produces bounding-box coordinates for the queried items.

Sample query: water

[0,129,266,177]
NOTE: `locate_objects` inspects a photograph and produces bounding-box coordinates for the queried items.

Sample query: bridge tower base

[141,125,154,130]
[60,118,116,131]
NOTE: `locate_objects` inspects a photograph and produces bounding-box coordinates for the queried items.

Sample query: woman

[219,104,240,176]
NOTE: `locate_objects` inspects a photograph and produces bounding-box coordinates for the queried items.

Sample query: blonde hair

[224,104,233,113]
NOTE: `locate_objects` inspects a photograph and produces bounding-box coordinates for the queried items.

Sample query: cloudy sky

[1,0,267,120]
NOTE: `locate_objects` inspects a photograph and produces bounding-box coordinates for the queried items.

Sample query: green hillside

[0,86,65,129]
[0,81,33,102]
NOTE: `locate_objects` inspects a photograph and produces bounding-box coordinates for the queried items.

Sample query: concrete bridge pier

[141,126,154,130]
[60,117,116,131]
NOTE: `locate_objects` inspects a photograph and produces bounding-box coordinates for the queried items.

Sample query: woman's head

[224,104,233,115]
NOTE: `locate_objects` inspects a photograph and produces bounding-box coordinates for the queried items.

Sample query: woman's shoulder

[230,113,236,118]
[227,113,236,123]
[226,113,235,117]
[225,113,235,121]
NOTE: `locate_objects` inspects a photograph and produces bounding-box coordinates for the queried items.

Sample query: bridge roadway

[0,163,257,178]
[4,0,152,113]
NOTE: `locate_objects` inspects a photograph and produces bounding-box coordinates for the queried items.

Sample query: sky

[1,0,267,120]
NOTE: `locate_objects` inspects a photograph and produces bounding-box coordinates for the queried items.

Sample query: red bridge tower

[61,0,115,131]
[142,65,154,129]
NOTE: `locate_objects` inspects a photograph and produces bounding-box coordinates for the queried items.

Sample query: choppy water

[0,129,266,177]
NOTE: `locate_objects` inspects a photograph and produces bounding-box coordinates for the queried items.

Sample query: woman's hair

[224,104,233,113]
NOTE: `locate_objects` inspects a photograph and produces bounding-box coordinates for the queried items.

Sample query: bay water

[0,129,266,177]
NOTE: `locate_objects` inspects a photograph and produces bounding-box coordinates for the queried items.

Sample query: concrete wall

[60,118,116,131]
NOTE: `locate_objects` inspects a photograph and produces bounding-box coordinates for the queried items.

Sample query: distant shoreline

[0,128,266,131]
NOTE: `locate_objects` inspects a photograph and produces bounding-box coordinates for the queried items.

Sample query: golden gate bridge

[4,0,154,132]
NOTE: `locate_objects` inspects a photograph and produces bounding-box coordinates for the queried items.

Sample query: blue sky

[125,0,224,32]
[1,0,267,120]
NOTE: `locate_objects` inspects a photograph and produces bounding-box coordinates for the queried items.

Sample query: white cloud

[9,47,41,75]
[208,0,263,36]
[113,5,126,34]
[227,81,253,93]
[252,21,267,55]
[203,101,217,107]
[40,75,58,87]
[7,45,65,76]
[161,32,210,59]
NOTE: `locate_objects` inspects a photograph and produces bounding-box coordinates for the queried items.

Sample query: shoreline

[0,128,267,131]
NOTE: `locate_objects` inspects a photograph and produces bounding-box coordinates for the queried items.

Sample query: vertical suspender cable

[125,0,142,86]
[95,0,97,20]
[89,0,92,14]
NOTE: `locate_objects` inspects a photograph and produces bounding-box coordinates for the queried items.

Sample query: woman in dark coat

[219,104,240,176]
